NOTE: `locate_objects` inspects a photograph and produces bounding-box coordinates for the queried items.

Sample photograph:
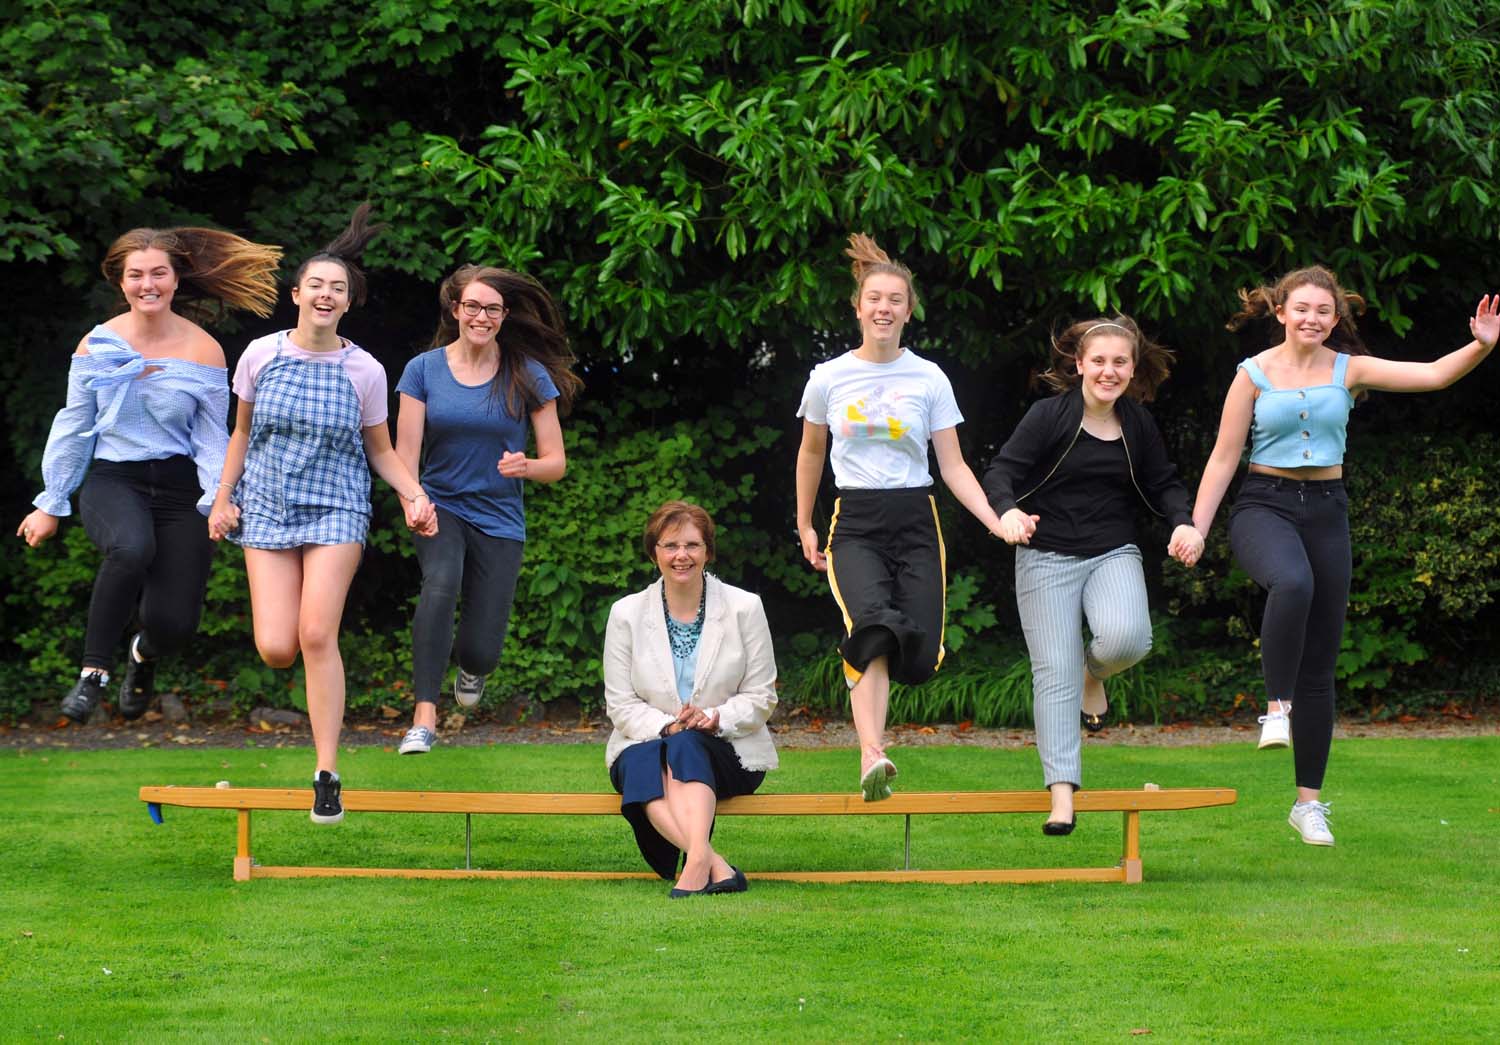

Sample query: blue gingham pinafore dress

[230,334,371,549]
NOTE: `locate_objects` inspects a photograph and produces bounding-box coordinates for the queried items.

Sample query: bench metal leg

[465,813,473,870]
[234,810,253,882]
[147,802,163,825]
[903,815,912,870]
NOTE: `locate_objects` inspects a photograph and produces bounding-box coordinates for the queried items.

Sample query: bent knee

[1090,630,1152,676]
[257,642,299,669]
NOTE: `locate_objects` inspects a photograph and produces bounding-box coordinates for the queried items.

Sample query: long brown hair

[1226,265,1369,355]
[845,233,918,312]
[292,202,383,306]
[1036,314,1174,402]
[102,227,280,320]
[433,264,581,416]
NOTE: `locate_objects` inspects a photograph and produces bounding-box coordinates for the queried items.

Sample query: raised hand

[1470,294,1499,350]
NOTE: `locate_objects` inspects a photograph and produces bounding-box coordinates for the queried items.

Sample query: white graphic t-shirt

[797,349,963,489]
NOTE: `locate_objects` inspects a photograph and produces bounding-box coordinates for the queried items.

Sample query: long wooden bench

[140,785,1236,884]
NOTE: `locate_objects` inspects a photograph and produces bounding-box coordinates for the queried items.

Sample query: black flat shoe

[668,881,713,898]
[705,866,748,895]
[1081,709,1106,733]
[1042,817,1076,836]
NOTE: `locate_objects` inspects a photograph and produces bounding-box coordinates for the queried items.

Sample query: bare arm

[208,400,255,541]
[498,400,566,483]
[1346,295,1498,394]
[795,420,829,571]
[1191,370,1256,537]
[931,427,1004,536]
[363,422,437,535]
[394,392,425,481]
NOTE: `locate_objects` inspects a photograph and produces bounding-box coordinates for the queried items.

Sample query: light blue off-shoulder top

[33,326,230,517]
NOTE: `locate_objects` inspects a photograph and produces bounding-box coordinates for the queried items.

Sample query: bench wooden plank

[140,786,1237,816]
[246,865,1131,884]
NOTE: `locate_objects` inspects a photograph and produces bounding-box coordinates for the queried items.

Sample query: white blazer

[603,574,779,772]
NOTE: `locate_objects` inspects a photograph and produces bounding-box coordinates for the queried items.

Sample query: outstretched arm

[932,427,1004,537]
[1347,295,1498,394]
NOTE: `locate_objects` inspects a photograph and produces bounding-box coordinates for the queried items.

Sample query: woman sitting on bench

[603,501,779,897]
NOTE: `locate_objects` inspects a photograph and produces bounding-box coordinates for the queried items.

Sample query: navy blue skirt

[609,730,766,879]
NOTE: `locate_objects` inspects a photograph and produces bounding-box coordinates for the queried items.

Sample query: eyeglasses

[458,300,507,319]
[657,542,706,555]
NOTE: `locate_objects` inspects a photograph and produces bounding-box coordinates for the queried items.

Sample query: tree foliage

[3,0,1499,717]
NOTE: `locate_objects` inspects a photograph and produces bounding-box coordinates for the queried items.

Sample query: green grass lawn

[3,738,1496,1042]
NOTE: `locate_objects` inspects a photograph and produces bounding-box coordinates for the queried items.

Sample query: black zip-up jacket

[982,388,1194,528]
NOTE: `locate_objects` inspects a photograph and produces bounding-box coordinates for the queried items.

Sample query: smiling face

[1275,283,1339,349]
[654,520,708,592]
[120,248,178,316]
[452,279,506,349]
[1076,333,1135,410]
[291,260,352,331]
[854,272,911,350]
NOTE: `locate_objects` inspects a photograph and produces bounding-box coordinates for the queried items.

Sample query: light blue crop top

[1239,353,1355,468]
[33,326,230,517]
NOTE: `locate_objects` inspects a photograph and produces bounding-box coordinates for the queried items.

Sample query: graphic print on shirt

[841,384,910,441]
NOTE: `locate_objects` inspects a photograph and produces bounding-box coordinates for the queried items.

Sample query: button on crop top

[1239,353,1355,468]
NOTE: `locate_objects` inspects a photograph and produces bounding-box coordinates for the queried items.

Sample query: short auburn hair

[642,500,716,563]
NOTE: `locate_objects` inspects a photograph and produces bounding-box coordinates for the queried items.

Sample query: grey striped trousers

[1015,544,1152,788]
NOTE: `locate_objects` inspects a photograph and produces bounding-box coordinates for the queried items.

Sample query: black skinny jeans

[77,456,214,670]
[1228,475,1352,790]
[410,506,524,704]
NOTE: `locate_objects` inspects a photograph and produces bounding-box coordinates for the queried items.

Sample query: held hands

[403,493,438,537]
[498,451,531,479]
[1471,294,1499,351]
[998,508,1040,545]
[799,524,827,572]
[208,498,241,542]
[1168,524,1205,567]
[666,704,720,736]
[16,509,58,548]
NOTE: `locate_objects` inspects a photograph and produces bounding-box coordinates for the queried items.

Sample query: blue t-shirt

[396,348,559,541]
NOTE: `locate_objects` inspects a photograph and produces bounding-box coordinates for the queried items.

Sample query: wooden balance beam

[140,785,1236,885]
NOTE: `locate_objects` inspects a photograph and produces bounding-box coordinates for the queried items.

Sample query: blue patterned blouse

[33,326,230,517]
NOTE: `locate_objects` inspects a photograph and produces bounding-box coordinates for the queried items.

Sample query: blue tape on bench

[148,803,163,825]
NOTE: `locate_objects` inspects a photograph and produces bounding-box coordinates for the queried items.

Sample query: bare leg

[412,700,438,730]
[1048,781,1075,823]
[851,654,892,771]
[663,768,728,891]
[1081,660,1108,718]
[243,548,305,669]
[296,544,363,776]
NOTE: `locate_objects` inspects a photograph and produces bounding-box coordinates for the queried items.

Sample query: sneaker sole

[1257,736,1290,750]
[859,760,896,802]
[398,742,432,755]
[1289,816,1334,846]
[310,809,345,825]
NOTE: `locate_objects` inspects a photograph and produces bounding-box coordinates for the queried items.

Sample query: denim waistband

[1243,474,1344,491]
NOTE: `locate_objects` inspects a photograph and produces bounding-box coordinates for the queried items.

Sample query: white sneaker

[398,726,436,755]
[1289,800,1334,846]
[1257,709,1291,749]
[454,670,487,708]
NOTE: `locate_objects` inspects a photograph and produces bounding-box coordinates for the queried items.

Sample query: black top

[983,389,1194,555]
[1023,431,1138,557]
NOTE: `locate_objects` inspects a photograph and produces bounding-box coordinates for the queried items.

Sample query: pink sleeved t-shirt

[232,333,389,427]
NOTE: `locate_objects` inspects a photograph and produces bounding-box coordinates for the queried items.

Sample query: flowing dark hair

[1226,265,1369,355]
[845,232,918,311]
[102,227,281,321]
[1036,314,1175,402]
[433,264,581,416]
[292,202,384,306]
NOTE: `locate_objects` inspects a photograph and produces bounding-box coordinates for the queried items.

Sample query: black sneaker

[60,671,107,723]
[310,771,344,825]
[119,637,155,720]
